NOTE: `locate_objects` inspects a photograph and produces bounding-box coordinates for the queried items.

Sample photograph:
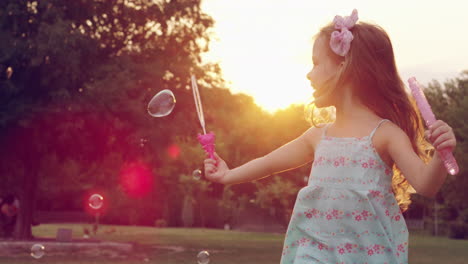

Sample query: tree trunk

[14,163,38,240]
[13,127,39,240]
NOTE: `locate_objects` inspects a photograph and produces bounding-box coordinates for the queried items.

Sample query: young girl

[203,9,456,264]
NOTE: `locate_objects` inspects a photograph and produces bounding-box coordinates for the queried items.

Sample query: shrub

[154,219,168,228]
[448,222,468,239]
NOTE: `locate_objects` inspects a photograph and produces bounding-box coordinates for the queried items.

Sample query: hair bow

[330,9,359,56]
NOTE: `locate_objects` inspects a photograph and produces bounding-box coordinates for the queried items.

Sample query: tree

[0,0,216,239]
[425,71,468,220]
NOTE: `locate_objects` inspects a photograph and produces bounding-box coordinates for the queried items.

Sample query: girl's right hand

[204,152,229,184]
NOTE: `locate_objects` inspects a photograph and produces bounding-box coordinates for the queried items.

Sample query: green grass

[0,224,467,263]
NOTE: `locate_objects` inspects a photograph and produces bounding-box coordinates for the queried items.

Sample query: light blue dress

[281,120,408,264]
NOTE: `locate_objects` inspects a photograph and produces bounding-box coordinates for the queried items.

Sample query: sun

[207,52,314,113]
[201,0,319,113]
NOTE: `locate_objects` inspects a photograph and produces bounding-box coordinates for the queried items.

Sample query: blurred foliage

[0,0,218,238]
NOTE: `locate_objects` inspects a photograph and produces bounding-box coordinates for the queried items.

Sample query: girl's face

[306,36,342,107]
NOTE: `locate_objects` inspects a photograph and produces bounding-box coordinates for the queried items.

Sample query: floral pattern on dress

[280,120,408,264]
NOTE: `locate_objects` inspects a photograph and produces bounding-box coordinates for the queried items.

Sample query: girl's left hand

[425,120,457,152]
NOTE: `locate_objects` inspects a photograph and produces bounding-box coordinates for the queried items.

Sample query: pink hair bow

[330,9,359,56]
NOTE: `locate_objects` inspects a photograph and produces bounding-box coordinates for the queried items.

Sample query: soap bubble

[30,244,45,259]
[197,250,210,264]
[6,67,13,79]
[140,138,148,147]
[304,101,336,126]
[88,194,104,210]
[147,89,176,117]
[192,169,202,180]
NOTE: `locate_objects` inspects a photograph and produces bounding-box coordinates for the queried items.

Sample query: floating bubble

[192,169,202,180]
[88,194,104,210]
[140,138,148,147]
[6,67,13,79]
[147,89,176,117]
[30,244,45,259]
[197,250,210,264]
[304,101,336,126]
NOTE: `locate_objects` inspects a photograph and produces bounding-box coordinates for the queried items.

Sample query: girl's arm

[385,120,456,198]
[204,127,321,185]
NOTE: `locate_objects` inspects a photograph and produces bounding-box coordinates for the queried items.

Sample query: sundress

[280,120,408,264]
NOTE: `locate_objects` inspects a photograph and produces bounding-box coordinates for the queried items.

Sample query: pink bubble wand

[408,77,459,175]
[191,75,215,159]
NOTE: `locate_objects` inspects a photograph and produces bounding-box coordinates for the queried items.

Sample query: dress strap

[369,119,390,139]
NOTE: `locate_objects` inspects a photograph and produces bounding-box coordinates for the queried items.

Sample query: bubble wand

[191,75,215,159]
[408,77,459,175]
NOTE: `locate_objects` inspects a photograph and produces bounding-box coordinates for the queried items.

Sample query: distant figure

[0,194,19,238]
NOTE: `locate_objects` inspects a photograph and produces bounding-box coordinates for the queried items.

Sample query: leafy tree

[425,71,468,219]
[0,0,215,239]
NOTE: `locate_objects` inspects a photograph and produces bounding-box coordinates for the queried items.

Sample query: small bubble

[78,88,83,92]
[192,169,202,180]
[88,194,104,210]
[139,138,148,147]
[197,250,210,264]
[30,244,45,259]
[6,67,13,79]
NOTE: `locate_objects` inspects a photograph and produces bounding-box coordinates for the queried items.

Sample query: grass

[0,224,467,263]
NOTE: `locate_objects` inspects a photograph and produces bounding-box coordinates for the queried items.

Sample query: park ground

[0,224,467,264]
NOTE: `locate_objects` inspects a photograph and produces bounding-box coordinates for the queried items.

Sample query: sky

[200,0,468,112]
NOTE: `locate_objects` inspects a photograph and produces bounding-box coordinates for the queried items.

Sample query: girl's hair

[315,22,432,212]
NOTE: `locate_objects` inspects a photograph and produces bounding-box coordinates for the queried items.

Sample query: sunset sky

[200,0,468,112]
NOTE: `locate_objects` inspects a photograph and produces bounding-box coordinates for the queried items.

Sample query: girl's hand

[425,120,457,152]
[204,152,229,184]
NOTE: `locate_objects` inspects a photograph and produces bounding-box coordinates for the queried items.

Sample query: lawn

[0,224,467,263]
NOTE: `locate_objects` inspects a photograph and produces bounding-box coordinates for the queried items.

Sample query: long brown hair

[316,22,432,212]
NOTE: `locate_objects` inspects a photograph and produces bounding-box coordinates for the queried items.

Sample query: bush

[459,208,468,223]
[154,219,168,228]
[448,222,468,239]
[424,218,450,236]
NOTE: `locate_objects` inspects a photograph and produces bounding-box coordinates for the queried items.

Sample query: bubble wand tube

[191,75,215,159]
[408,77,459,175]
